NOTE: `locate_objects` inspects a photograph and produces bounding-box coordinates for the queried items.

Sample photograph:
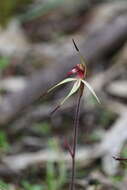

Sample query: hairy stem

[70,85,83,190]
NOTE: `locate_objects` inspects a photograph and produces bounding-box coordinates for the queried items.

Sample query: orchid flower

[47,39,100,112]
[46,40,101,190]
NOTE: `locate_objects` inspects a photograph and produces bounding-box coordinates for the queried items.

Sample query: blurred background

[0,0,127,189]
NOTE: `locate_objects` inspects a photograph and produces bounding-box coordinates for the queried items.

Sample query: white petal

[81,80,100,104]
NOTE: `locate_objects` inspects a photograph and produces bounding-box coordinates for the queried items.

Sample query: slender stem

[70,85,83,190]
[113,156,127,161]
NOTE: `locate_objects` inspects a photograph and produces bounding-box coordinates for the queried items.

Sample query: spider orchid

[46,40,100,190]
[47,39,100,113]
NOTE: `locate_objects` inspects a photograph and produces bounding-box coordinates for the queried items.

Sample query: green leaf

[47,78,76,93]
[60,79,81,105]
[0,57,10,70]
[81,80,100,104]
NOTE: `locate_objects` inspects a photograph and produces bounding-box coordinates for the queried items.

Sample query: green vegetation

[0,130,10,152]
[0,56,10,70]
[0,0,32,26]
[99,108,117,128]
[0,180,10,190]
[20,139,66,190]
[121,145,127,158]
[22,181,45,190]
[111,175,123,184]
[34,122,51,135]
[46,139,67,190]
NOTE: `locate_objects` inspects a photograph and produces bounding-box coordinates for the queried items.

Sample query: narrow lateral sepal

[50,79,81,114]
[47,78,77,93]
[81,79,100,104]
